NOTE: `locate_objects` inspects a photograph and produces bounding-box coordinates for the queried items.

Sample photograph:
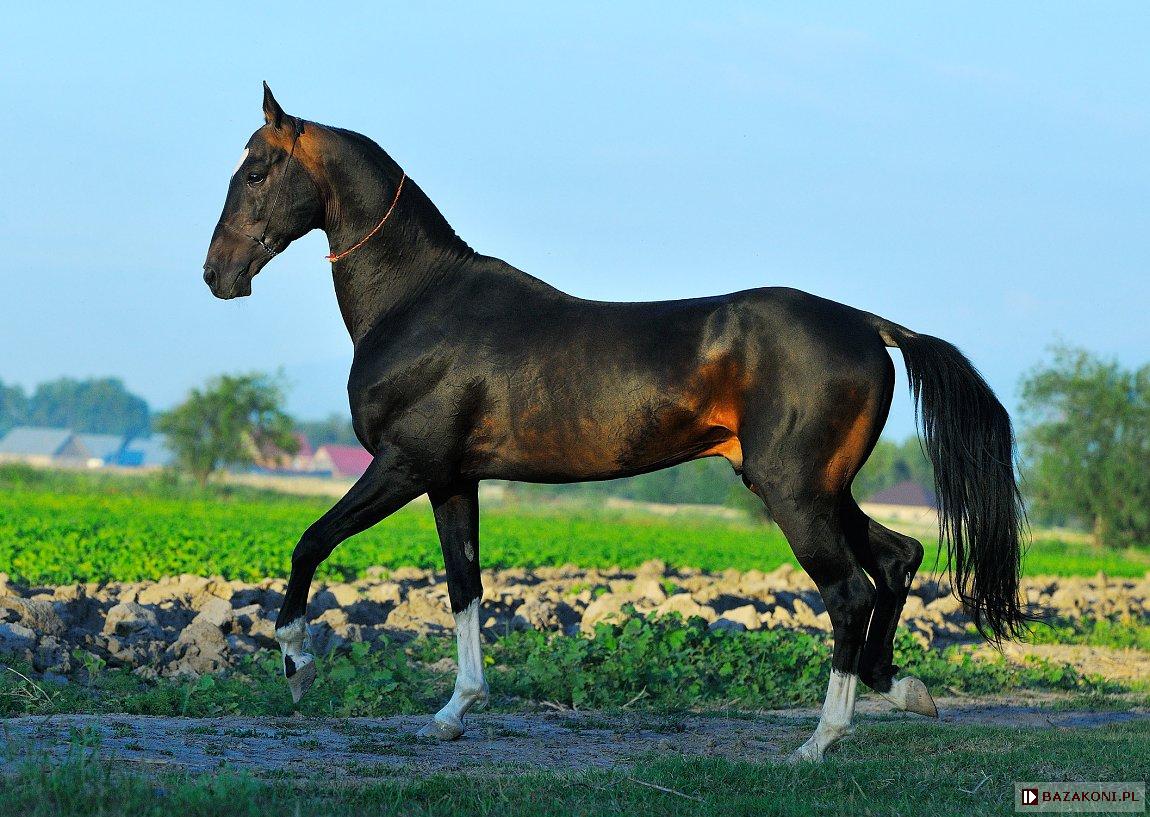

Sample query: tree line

[0,377,150,438]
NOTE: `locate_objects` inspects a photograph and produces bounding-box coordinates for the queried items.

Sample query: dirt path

[4,699,1146,779]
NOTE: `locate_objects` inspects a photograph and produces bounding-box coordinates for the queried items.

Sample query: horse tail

[871,317,1028,641]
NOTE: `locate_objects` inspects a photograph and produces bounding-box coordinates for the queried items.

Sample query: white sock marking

[276,618,313,667]
[432,599,488,730]
[276,617,306,650]
[794,670,858,760]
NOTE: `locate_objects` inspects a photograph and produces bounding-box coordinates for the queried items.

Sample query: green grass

[1021,535,1150,577]
[0,617,1124,720]
[1026,616,1150,651]
[2,465,1147,585]
[3,721,1147,817]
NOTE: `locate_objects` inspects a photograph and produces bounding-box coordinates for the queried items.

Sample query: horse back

[348,274,886,484]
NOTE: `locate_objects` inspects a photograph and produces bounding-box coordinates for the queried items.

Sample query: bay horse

[203,85,1025,761]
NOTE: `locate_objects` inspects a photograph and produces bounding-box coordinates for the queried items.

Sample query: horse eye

[246,171,266,185]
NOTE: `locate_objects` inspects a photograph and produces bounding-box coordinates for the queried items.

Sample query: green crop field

[1,465,1147,585]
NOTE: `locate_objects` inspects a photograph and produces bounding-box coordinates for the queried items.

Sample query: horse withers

[202,84,1026,761]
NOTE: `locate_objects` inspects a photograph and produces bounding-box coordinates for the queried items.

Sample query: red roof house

[312,444,373,479]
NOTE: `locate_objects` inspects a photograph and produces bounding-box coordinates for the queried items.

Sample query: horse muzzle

[202,261,256,299]
[203,221,279,299]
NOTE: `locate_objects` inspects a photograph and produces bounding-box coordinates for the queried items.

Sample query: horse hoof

[417,716,464,741]
[787,738,824,764]
[285,655,317,704]
[902,677,938,717]
[887,676,938,718]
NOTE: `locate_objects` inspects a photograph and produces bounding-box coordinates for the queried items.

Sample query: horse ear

[262,81,287,129]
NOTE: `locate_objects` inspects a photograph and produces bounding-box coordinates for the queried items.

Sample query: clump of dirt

[0,565,1146,682]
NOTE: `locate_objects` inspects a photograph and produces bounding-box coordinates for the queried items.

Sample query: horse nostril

[203,265,218,287]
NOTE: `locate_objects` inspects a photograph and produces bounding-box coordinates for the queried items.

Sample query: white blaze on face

[231,148,250,178]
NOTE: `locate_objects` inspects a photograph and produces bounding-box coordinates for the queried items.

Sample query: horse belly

[463,384,744,483]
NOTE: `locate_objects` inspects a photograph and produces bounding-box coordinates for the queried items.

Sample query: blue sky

[1,4,1146,438]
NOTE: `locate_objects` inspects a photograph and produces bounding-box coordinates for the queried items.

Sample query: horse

[202,84,1026,761]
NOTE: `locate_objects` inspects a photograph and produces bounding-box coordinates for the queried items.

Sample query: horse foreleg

[418,481,488,740]
[274,451,423,703]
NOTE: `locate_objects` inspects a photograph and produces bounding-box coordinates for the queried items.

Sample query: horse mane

[320,124,475,261]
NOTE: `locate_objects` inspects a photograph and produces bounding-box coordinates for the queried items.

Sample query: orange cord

[325,172,407,262]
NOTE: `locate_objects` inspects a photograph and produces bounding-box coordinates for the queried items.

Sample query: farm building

[867,480,936,508]
[312,444,373,479]
[0,426,76,466]
[861,479,938,526]
[0,425,175,470]
[115,435,174,469]
[292,433,315,472]
[74,433,128,467]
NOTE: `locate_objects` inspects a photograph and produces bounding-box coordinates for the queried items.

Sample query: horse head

[202,83,325,299]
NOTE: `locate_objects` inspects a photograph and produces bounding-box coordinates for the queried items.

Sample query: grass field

[5,721,1147,817]
[2,465,1146,585]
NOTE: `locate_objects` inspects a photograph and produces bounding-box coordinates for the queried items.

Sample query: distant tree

[156,372,298,485]
[296,413,360,447]
[1021,345,1149,549]
[24,377,149,437]
[0,380,28,435]
[852,436,934,501]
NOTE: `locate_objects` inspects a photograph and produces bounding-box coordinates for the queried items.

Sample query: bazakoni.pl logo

[1016,782,1145,813]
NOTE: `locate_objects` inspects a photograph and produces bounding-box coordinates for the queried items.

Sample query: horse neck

[318,132,473,343]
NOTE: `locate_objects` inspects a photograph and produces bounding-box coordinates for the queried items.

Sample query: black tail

[875,319,1027,641]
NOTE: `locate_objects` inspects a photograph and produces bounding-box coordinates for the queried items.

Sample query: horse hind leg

[751,484,875,762]
[842,499,937,717]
